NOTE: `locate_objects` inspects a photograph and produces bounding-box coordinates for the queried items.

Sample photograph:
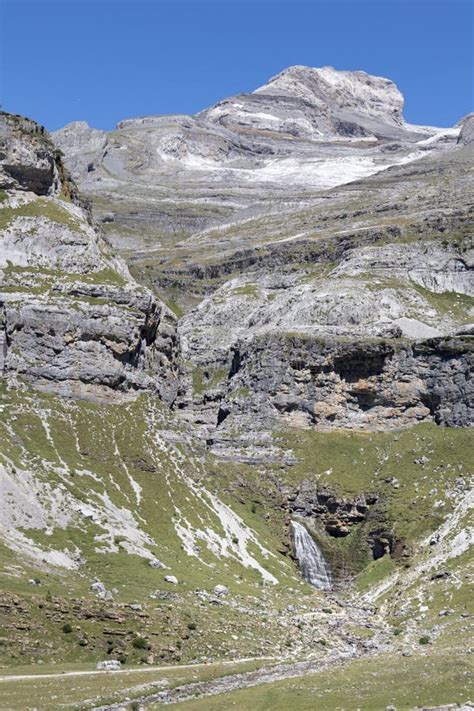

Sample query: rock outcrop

[179,334,473,453]
[457,113,474,145]
[0,112,179,402]
[288,483,379,538]
[201,65,410,140]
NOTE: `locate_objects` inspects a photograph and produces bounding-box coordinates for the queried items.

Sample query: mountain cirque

[53,65,473,447]
[0,67,473,708]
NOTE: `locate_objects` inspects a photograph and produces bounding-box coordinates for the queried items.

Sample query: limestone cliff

[0,112,179,403]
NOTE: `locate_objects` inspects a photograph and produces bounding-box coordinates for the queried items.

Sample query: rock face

[178,334,473,454]
[0,111,179,402]
[458,113,474,145]
[3,67,474,429]
[0,113,63,196]
[52,66,460,303]
[289,483,378,539]
[202,65,408,140]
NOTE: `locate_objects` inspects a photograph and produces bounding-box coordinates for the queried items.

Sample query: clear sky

[1,0,472,131]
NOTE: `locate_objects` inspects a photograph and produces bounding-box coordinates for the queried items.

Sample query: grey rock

[164,575,178,585]
[90,580,106,595]
[96,660,121,671]
[457,114,474,145]
[415,456,430,465]
[454,323,474,336]
[0,112,61,195]
[148,557,166,569]
[0,112,180,404]
[179,333,473,452]
[213,584,229,596]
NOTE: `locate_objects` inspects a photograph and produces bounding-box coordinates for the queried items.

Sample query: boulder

[213,584,229,596]
[164,575,178,585]
[96,659,121,671]
[149,558,166,569]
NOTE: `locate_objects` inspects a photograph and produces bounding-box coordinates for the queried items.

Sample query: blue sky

[1,0,472,131]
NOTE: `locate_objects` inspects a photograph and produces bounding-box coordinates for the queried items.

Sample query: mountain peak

[200,65,414,141]
[253,65,405,125]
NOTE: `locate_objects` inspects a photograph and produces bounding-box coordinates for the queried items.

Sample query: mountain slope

[0,67,472,709]
[53,65,459,270]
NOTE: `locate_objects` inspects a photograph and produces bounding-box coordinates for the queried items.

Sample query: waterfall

[291,520,332,590]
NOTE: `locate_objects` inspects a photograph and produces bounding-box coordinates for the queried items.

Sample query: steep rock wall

[0,112,179,403]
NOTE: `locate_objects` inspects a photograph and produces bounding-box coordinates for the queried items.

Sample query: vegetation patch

[0,197,84,232]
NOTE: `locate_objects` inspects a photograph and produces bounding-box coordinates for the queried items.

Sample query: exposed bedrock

[288,482,379,539]
[1,288,179,402]
[179,335,473,444]
[286,483,397,573]
[0,112,180,403]
[457,113,474,146]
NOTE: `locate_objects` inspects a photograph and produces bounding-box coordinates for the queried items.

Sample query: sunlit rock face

[0,111,180,403]
[203,65,408,140]
[51,66,472,454]
[52,65,458,265]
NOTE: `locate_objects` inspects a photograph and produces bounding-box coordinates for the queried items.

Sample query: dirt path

[0,655,278,684]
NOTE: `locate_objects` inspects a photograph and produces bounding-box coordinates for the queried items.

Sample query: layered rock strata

[0,112,179,402]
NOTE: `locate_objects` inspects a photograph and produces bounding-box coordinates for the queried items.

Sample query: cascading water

[291,520,332,590]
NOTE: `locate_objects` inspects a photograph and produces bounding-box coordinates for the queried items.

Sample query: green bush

[132,636,149,650]
[62,623,73,634]
[419,635,430,645]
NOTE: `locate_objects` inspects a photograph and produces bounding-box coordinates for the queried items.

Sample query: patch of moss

[232,284,259,298]
[0,197,84,232]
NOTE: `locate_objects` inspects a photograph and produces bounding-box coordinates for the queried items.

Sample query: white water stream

[291,520,332,590]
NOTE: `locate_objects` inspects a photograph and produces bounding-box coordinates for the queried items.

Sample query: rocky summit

[0,67,473,710]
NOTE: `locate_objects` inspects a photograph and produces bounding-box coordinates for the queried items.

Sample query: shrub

[62,623,73,634]
[419,635,430,645]
[187,622,197,631]
[132,636,149,650]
